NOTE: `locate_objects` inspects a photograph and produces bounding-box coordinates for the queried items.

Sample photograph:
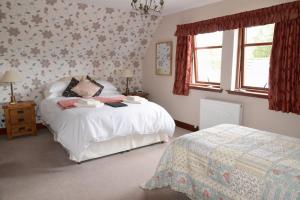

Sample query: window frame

[190,33,223,89]
[235,27,273,94]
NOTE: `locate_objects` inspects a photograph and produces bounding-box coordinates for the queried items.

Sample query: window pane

[245,24,274,44]
[243,45,271,88]
[196,48,222,83]
[195,31,223,47]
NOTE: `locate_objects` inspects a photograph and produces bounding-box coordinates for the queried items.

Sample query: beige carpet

[0,127,190,200]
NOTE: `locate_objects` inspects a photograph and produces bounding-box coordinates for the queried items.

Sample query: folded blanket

[57,99,77,109]
[123,96,148,104]
[126,96,141,101]
[77,98,102,106]
[57,95,126,109]
[74,102,104,108]
[93,96,126,103]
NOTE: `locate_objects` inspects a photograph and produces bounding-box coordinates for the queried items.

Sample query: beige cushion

[71,79,101,98]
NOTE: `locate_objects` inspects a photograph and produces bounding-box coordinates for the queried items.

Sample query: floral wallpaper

[0,0,160,127]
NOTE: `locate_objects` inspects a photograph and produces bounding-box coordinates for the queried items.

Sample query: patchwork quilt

[143,124,300,200]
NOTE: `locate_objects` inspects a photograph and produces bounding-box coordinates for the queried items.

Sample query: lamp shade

[0,70,23,83]
[122,69,133,78]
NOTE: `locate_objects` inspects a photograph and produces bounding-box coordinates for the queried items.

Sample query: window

[236,24,274,93]
[190,31,223,90]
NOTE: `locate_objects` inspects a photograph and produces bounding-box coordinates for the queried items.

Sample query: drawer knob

[18,118,25,122]
[17,110,24,114]
[19,127,25,131]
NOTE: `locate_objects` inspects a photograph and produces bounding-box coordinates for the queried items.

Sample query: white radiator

[200,99,243,130]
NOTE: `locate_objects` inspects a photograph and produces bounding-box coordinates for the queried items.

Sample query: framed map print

[156,41,172,76]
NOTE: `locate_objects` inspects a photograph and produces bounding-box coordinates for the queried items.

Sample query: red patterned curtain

[268,18,300,114]
[173,35,193,96]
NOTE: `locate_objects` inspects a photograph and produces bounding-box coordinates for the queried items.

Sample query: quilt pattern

[143,124,300,200]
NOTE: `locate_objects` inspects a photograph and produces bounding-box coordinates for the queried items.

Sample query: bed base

[71,132,169,163]
[43,123,169,163]
[76,140,166,164]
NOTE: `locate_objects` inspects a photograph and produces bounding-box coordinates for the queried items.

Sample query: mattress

[40,97,175,162]
[143,124,300,200]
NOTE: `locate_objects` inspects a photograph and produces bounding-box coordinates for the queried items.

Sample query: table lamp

[0,70,22,104]
[122,69,133,95]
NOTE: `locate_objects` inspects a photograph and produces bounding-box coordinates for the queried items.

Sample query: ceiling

[85,0,223,15]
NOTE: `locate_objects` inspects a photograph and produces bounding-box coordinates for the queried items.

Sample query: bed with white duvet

[39,79,175,162]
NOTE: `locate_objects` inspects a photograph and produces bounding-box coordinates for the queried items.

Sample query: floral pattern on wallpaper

[0,0,160,127]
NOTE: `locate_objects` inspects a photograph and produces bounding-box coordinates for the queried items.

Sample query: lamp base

[10,95,17,104]
[125,78,130,95]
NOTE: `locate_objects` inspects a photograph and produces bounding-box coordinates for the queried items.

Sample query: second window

[236,24,274,93]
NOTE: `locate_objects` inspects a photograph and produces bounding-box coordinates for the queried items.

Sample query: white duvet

[39,97,175,159]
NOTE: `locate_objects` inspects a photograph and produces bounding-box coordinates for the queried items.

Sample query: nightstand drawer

[11,124,36,136]
[9,108,35,125]
[3,101,37,139]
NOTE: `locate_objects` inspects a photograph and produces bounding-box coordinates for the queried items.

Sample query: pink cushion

[71,79,101,98]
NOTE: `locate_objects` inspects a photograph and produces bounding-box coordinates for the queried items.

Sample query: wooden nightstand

[123,92,149,99]
[2,101,37,139]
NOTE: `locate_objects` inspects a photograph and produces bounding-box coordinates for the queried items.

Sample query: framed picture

[156,41,172,76]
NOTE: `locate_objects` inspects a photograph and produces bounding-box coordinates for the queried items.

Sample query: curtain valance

[175,1,300,36]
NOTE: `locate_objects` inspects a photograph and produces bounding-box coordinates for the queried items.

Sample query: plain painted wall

[142,0,300,137]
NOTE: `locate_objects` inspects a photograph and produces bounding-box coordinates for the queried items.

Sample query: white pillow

[99,90,121,97]
[43,90,62,99]
[96,80,117,92]
[45,80,69,93]
[43,79,118,98]
[43,80,69,98]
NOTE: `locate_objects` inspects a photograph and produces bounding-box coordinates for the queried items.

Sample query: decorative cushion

[71,79,102,98]
[62,78,81,97]
[87,76,104,96]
